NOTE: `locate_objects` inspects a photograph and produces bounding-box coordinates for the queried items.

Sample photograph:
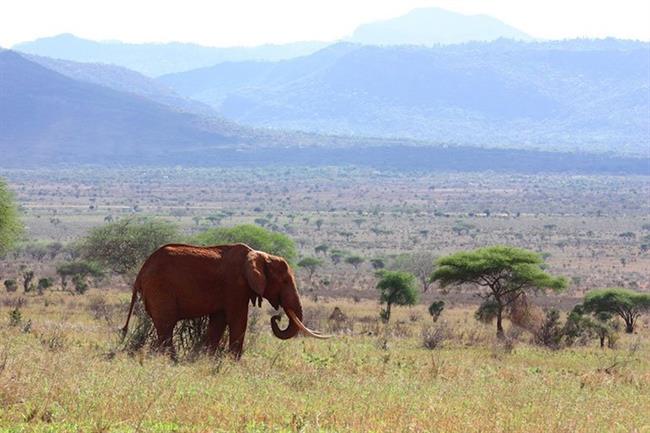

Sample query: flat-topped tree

[583,288,650,333]
[431,246,567,338]
[297,257,323,281]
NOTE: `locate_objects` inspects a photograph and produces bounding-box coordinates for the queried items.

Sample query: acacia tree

[345,255,364,270]
[297,257,323,280]
[431,246,567,338]
[0,177,23,256]
[583,288,650,333]
[376,270,419,322]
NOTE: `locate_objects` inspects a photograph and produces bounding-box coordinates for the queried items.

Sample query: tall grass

[0,290,648,432]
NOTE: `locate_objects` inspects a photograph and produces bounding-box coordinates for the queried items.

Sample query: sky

[1,0,649,47]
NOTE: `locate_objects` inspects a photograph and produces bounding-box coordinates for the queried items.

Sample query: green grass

[1,292,649,432]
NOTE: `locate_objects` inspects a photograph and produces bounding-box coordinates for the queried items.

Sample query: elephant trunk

[271,290,302,340]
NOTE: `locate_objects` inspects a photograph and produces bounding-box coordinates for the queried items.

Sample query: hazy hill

[160,40,650,155]
[348,7,532,45]
[13,34,329,76]
[0,50,248,165]
[26,54,216,117]
[1,49,647,173]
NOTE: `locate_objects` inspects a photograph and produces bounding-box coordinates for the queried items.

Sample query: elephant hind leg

[206,312,227,355]
[153,320,177,361]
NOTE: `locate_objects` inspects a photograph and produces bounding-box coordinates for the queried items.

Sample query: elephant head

[245,250,329,340]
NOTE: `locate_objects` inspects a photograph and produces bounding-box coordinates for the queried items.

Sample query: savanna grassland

[1,292,649,433]
[1,167,650,432]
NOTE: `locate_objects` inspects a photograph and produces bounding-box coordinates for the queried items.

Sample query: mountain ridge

[159,39,650,155]
[13,34,329,76]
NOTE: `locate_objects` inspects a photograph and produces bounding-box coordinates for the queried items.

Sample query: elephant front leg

[227,307,249,359]
[206,312,227,355]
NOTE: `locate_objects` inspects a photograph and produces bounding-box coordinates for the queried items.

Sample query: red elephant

[122,243,327,358]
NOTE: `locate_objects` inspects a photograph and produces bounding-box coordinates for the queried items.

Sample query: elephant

[121,243,328,359]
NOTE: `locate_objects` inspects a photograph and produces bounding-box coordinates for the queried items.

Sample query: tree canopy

[389,251,436,292]
[583,288,650,333]
[0,177,23,256]
[431,245,567,337]
[81,217,180,275]
[376,270,419,322]
[191,224,297,263]
[297,257,323,279]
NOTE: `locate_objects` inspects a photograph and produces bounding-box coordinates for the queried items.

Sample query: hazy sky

[1,0,649,47]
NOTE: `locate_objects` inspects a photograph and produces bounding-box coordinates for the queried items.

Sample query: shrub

[428,300,445,322]
[36,277,53,295]
[8,307,21,326]
[475,299,500,324]
[564,304,617,348]
[4,279,17,293]
[422,323,449,349]
[533,309,564,350]
[56,261,104,294]
[121,302,212,361]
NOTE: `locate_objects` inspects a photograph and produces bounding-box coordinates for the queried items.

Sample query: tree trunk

[599,335,605,348]
[625,319,634,334]
[496,304,505,339]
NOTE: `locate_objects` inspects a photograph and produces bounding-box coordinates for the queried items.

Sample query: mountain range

[13,34,328,76]
[1,48,647,174]
[3,5,649,169]
[159,39,650,154]
[12,7,533,76]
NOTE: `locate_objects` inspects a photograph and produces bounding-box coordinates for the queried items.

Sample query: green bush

[81,217,180,275]
[428,300,445,322]
[4,279,17,293]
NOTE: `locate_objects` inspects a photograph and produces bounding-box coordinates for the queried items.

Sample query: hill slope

[159,40,650,155]
[0,50,248,165]
[26,54,216,117]
[13,34,329,76]
[348,7,532,45]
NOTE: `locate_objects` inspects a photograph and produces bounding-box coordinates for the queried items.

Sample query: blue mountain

[13,34,329,76]
[160,40,650,154]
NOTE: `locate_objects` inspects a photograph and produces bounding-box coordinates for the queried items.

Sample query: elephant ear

[245,251,267,297]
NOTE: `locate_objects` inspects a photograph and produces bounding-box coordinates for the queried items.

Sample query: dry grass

[1,290,649,432]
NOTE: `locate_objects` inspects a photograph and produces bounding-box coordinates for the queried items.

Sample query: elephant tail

[121,275,141,339]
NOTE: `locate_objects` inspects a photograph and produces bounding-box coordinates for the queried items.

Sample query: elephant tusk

[285,309,332,339]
